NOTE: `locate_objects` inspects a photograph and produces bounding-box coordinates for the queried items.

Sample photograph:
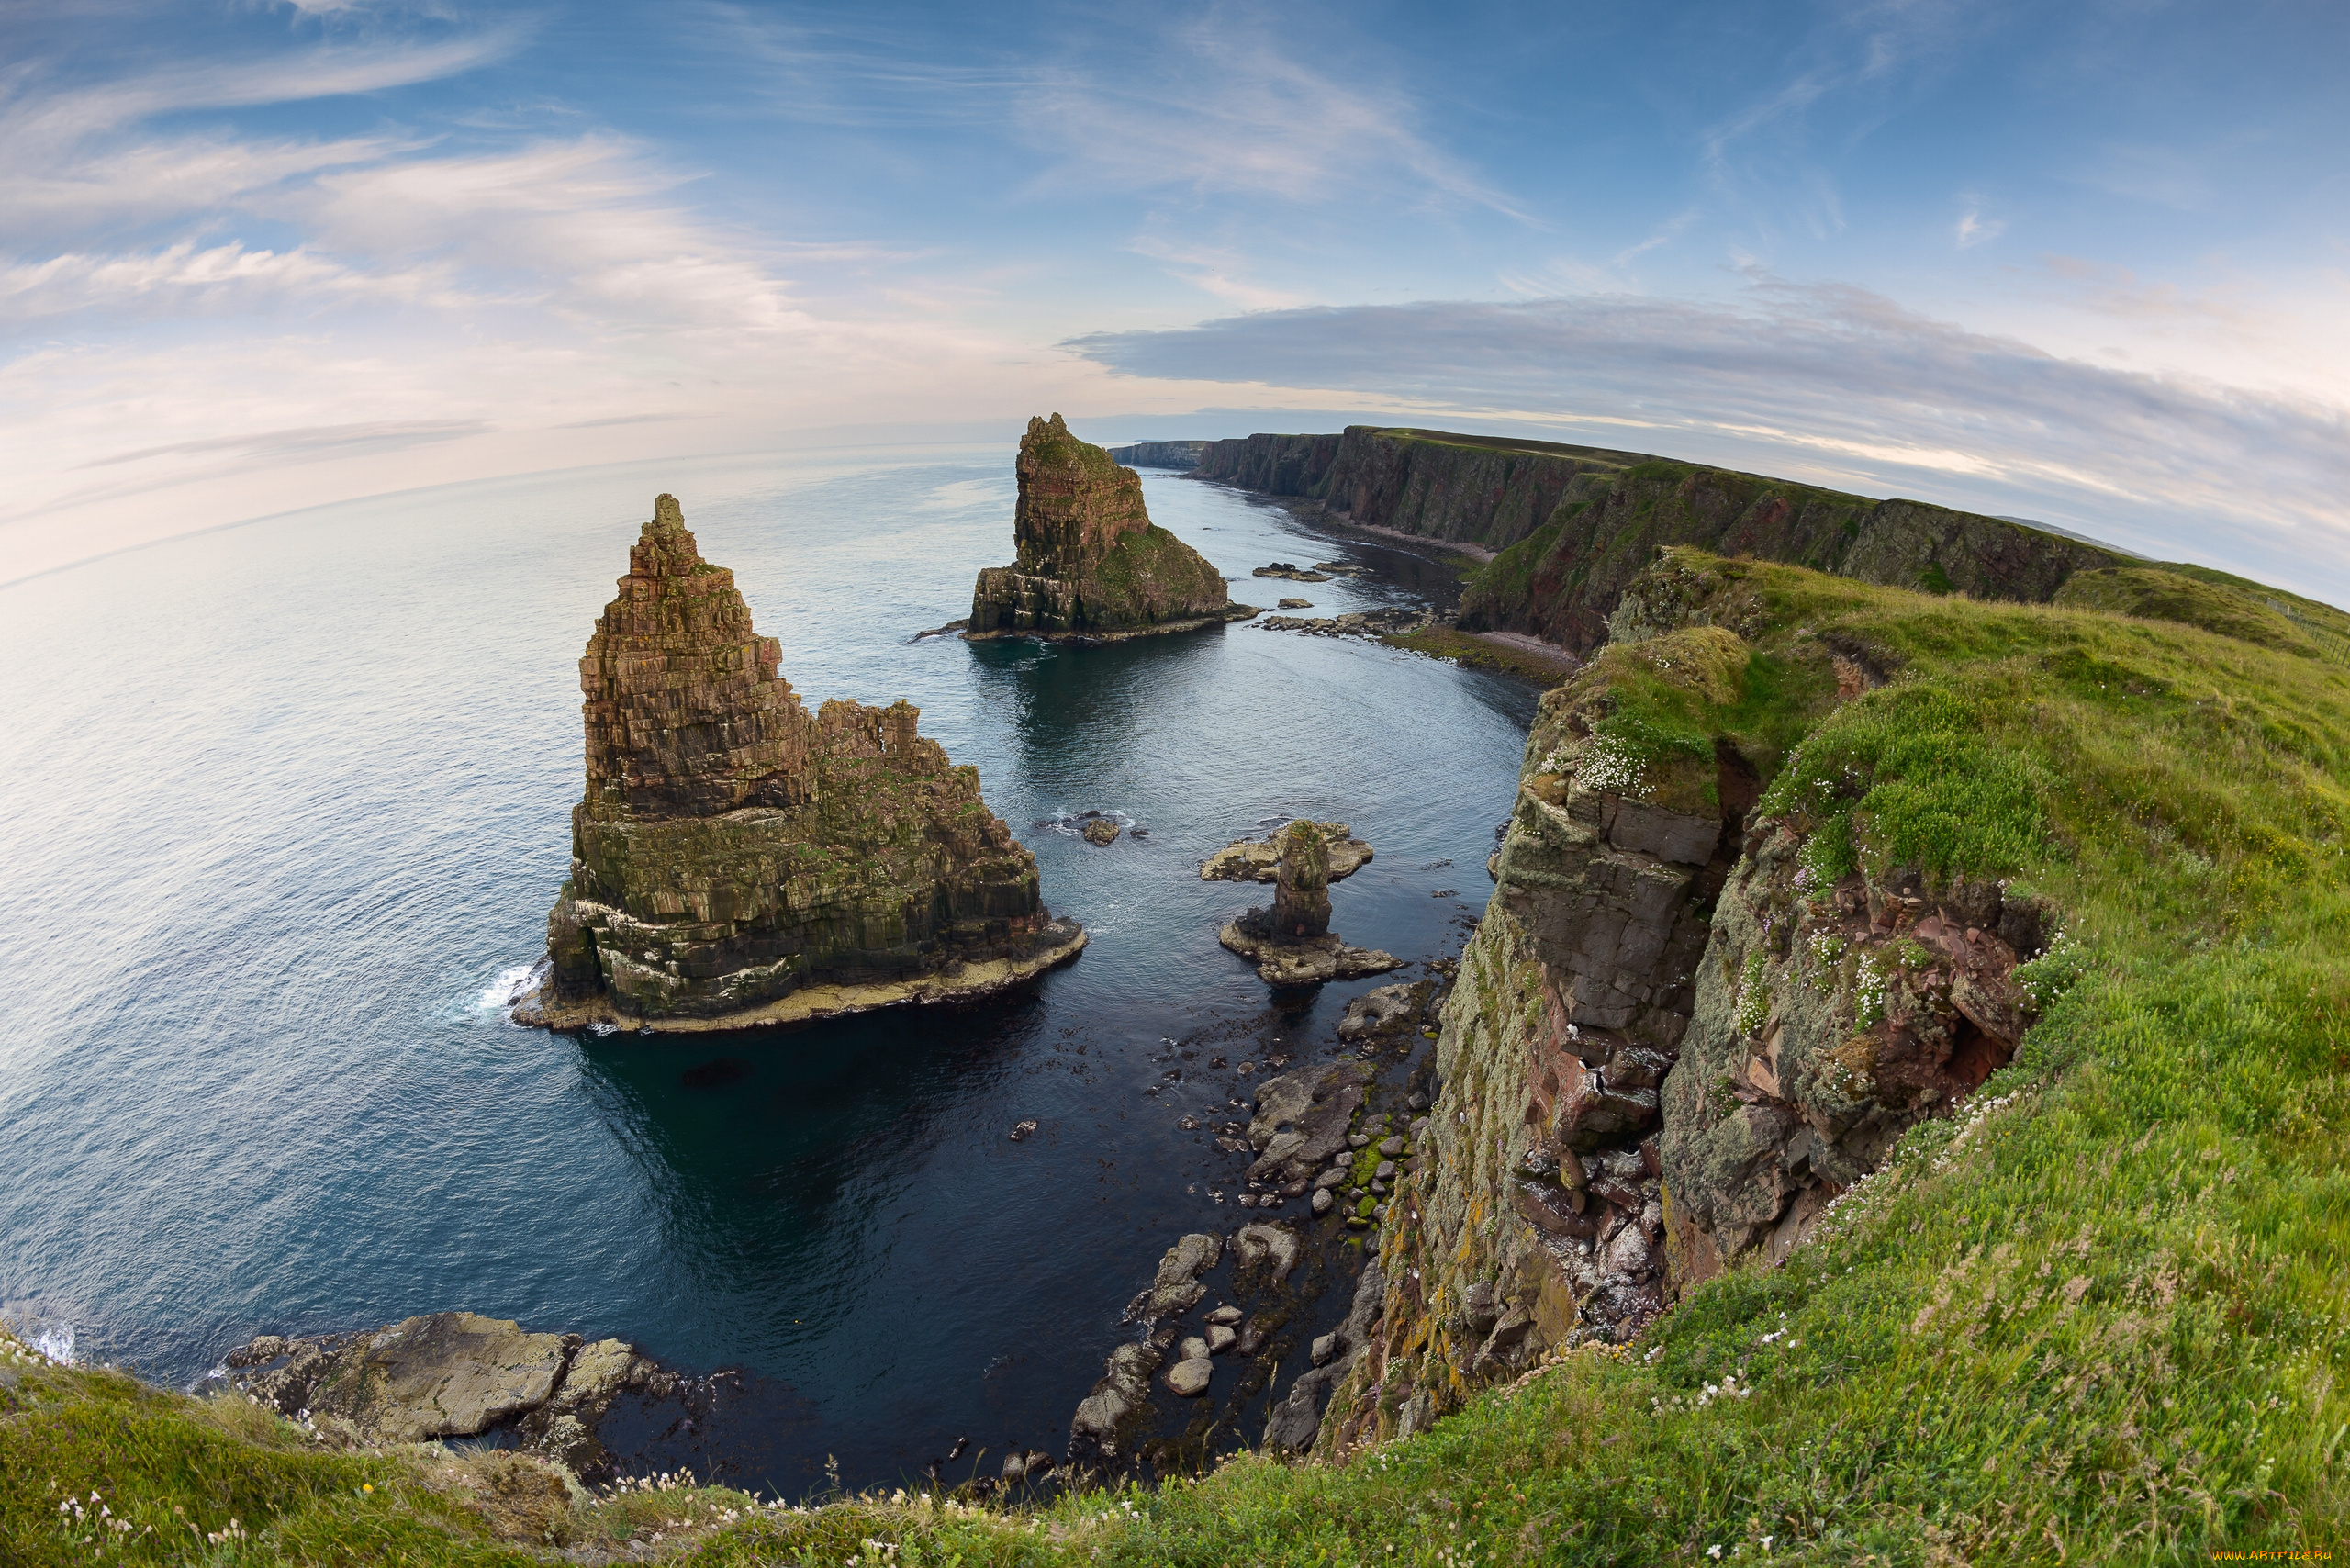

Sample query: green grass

[9,547,2347,1565]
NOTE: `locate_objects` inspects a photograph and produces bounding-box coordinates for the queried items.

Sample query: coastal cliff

[1104,440,1209,469]
[968,415,1248,640]
[1460,459,2132,652]
[1195,426,1648,552]
[529,495,1080,1028]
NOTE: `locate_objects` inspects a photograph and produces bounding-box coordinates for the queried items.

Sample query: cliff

[1104,440,1209,469]
[1309,534,2350,1538]
[1461,459,2133,652]
[529,495,1080,1028]
[1192,427,2138,655]
[968,415,1248,640]
[1194,426,1650,552]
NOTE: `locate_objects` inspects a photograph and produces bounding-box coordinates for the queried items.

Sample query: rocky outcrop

[1200,822,1372,884]
[968,415,1251,640]
[1659,827,2044,1282]
[526,495,1080,1029]
[222,1313,648,1473]
[1218,821,1402,984]
[1316,549,2061,1449]
[1106,440,1209,469]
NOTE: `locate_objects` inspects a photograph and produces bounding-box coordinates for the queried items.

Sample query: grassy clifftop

[9,551,2346,1564]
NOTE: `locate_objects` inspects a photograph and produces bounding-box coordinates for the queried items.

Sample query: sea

[0,442,1537,1495]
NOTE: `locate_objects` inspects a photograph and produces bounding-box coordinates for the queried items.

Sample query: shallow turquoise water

[0,444,1534,1492]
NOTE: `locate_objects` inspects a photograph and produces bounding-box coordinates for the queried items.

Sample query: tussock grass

[6,549,2345,1564]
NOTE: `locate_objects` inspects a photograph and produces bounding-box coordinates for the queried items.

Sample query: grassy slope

[8,554,2346,1566]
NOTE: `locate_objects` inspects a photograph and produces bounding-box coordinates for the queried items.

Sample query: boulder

[1165,1357,1214,1398]
[1233,1222,1302,1287]
[1146,1233,1224,1316]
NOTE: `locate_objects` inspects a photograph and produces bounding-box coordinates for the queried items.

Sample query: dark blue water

[0,444,1532,1493]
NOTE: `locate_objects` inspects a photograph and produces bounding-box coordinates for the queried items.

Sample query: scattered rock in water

[1243,1058,1371,1184]
[1232,1221,1302,1289]
[1199,822,1373,884]
[1251,562,1331,582]
[1206,1325,1238,1355]
[1257,606,1432,639]
[1431,887,1457,898]
[1335,981,1431,1042]
[1165,1357,1214,1398]
[1262,1262,1384,1451]
[1145,1233,1224,1316]
[1204,1305,1243,1327]
[1082,818,1120,846]
[1311,1188,1334,1215]
[1009,1118,1038,1141]
[1277,597,1314,610]
[1177,1115,1201,1131]
[1069,1341,1164,1462]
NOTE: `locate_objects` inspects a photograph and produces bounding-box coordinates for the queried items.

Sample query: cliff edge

[968,415,1250,640]
[525,495,1080,1029]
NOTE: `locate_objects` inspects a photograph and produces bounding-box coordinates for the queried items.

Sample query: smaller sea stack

[523,495,1082,1030]
[967,414,1254,640]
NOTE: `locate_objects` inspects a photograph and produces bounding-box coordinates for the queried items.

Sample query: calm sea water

[0,443,1534,1493]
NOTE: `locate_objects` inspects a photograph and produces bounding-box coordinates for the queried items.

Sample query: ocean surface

[0,442,1536,1494]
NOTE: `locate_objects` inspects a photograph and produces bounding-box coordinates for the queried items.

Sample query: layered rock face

[968,415,1245,640]
[537,496,1075,1024]
[1458,465,2129,653]
[1105,440,1209,469]
[1315,554,2053,1450]
[1192,426,2132,655]
[1195,426,1645,553]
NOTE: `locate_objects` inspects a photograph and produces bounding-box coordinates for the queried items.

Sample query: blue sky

[4,0,2346,595]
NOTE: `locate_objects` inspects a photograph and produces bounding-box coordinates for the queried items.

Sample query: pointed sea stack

[966,414,1255,640]
[521,495,1083,1030]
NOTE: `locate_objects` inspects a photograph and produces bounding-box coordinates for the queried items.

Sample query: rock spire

[967,414,1253,640]
[525,495,1083,1027]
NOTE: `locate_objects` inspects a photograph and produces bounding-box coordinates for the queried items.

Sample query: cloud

[1066,283,2350,601]
[695,3,1526,219]
[76,419,489,469]
[1954,201,2002,248]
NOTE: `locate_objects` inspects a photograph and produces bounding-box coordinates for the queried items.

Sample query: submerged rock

[1068,1341,1164,1462]
[525,495,1082,1030]
[968,415,1255,641]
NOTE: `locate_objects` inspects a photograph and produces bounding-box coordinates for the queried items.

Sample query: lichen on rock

[967,415,1255,640]
[526,494,1080,1028]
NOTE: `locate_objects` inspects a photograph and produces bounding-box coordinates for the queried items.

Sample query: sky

[4,0,2347,597]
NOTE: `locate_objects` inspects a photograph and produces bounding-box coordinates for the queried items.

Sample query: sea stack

[966,414,1254,640]
[523,495,1083,1030]
[1218,820,1403,986]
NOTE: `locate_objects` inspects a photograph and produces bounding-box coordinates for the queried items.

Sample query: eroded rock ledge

[524,495,1078,1030]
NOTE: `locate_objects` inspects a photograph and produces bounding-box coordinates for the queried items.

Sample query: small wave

[476,962,542,1011]
[30,1323,73,1365]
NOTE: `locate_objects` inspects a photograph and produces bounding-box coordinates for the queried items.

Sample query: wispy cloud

[77,418,489,469]
[1067,282,2350,601]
